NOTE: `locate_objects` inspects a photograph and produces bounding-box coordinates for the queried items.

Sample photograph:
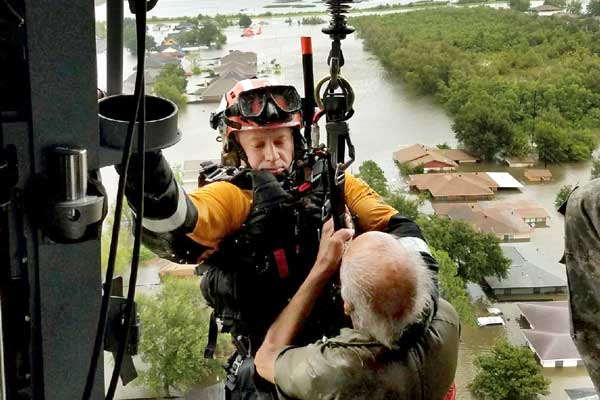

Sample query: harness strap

[273,248,289,279]
[204,311,218,359]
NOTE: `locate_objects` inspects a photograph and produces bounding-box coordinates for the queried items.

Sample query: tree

[154,81,187,109]
[555,184,573,209]
[123,18,156,54]
[153,65,188,109]
[566,0,582,13]
[544,0,566,8]
[417,215,510,283]
[156,64,187,92]
[394,160,424,177]
[436,142,451,149]
[384,191,423,221]
[470,341,550,400]
[591,157,600,180]
[509,0,531,11]
[137,276,231,396]
[176,22,226,49]
[357,160,389,196]
[452,92,514,160]
[101,203,155,274]
[432,248,476,324]
[588,0,600,15]
[238,14,252,28]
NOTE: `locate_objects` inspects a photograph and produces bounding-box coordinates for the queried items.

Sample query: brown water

[99,17,597,399]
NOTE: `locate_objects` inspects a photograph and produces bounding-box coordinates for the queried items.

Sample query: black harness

[197,161,350,398]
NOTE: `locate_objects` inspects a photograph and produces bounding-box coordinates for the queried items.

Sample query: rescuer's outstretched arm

[115,151,252,263]
[115,151,202,263]
[117,151,198,234]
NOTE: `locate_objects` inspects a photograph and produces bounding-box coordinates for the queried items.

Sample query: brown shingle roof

[221,50,257,66]
[407,153,457,168]
[524,169,553,179]
[478,200,549,220]
[409,172,498,198]
[444,204,532,235]
[438,148,478,163]
[393,144,435,163]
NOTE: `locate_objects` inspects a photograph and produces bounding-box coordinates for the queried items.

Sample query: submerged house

[517,302,583,368]
[393,144,478,173]
[483,247,567,298]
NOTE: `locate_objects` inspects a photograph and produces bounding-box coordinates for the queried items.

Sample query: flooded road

[97,15,597,399]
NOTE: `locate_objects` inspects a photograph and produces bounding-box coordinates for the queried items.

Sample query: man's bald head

[340,231,433,348]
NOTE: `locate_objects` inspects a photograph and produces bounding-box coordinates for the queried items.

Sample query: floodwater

[97,15,597,400]
[95,0,415,20]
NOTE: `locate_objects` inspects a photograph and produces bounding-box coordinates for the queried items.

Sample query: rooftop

[484,247,567,289]
[393,144,477,166]
[434,199,549,221]
[408,172,498,198]
[517,301,581,362]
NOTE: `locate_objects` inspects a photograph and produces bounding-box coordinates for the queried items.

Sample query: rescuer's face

[237,127,294,174]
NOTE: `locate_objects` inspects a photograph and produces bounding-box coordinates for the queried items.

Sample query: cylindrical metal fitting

[53,147,87,201]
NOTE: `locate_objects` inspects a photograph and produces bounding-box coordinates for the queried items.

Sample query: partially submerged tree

[137,276,231,396]
[238,14,252,28]
[591,157,600,180]
[432,248,476,324]
[123,18,156,54]
[470,341,550,400]
[384,191,423,221]
[555,184,573,209]
[357,160,389,196]
[417,215,510,283]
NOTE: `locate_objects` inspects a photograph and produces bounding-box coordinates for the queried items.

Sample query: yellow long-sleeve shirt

[186,173,397,249]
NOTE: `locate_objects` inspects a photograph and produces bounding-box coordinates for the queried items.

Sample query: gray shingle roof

[517,301,581,362]
[484,247,566,289]
[565,388,599,400]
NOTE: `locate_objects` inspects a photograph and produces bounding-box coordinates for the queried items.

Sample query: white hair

[340,232,434,348]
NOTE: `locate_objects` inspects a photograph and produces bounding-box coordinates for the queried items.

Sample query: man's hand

[315,216,354,277]
[255,216,354,384]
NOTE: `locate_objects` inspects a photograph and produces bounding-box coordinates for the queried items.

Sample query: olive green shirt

[274,299,460,400]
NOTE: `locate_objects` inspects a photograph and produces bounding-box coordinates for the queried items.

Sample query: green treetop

[432,248,476,323]
[417,215,510,283]
[591,157,600,180]
[357,160,389,197]
[123,18,157,54]
[555,184,573,209]
[470,341,550,400]
[238,14,252,28]
[137,276,231,396]
[587,0,600,15]
[510,0,531,11]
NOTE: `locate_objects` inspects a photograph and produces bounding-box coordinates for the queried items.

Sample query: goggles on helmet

[225,85,302,119]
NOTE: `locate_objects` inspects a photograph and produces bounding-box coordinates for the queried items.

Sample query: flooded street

[97,13,597,400]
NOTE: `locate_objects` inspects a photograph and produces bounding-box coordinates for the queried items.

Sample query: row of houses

[192,50,258,102]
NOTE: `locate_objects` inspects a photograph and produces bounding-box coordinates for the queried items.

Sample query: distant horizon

[94,0,412,20]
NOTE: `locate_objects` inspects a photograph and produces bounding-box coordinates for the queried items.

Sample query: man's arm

[254,220,354,383]
[116,151,251,262]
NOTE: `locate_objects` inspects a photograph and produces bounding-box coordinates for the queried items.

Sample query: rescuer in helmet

[121,78,440,399]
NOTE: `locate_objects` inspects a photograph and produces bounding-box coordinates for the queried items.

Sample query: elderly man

[255,224,460,400]
[563,179,600,393]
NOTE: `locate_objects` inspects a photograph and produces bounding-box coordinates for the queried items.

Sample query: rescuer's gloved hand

[114,150,178,216]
